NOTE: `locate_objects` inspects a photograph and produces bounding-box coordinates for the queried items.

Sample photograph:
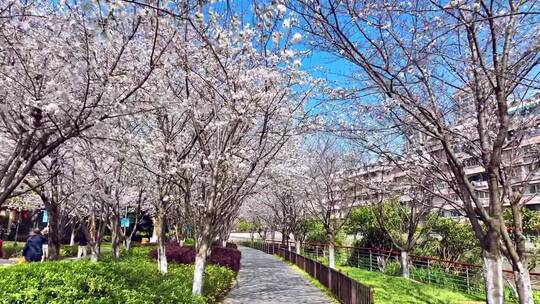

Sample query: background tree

[304,136,361,268]
[0,1,170,206]
[291,0,540,302]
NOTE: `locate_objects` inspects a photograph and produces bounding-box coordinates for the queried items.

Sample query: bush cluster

[59,245,78,258]
[1,244,21,258]
[0,247,235,304]
[150,243,241,272]
[1,243,79,259]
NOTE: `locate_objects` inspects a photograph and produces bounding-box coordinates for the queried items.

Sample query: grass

[339,266,484,304]
[277,256,340,304]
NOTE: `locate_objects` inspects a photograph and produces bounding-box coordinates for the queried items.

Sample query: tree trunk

[328,235,336,269]
[156,209,167,274]
[157,240,167,274]
[483,250,504,304]
[513,260,534,304]
[295,240,301,254]
[69,229,75,246]
[151,216,159,243]
[125,238,132,252]
[46,206,61,260]
[508,205,535,304]
[400,250,410,279]
[111,217,121,259]
[90,243,99,262]
[174,224,181,243]
[192,238,209,295]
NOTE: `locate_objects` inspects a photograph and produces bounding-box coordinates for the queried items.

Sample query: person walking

[75,230,88,258]
[22,228,46,262]
[41,227,49,262]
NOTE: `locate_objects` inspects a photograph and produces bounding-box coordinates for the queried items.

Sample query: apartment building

[340,92,540,217]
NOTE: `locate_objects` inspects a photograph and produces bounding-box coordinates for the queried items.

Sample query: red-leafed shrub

[149,244,195,264]
[208,247,241,272]
[149,244,241,272]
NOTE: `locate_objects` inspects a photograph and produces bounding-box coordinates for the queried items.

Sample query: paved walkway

[0,259,15,266]
[224,246,331,304]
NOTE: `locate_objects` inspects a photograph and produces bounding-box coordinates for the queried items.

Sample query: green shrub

[0,247,235,304]
[60,245,78,258]
[382,261,401,276]
[183,238,195,246]
[3,244,80,259]
[2,244,22,258]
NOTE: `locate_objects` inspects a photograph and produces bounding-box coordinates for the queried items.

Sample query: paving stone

[224,246,331,304]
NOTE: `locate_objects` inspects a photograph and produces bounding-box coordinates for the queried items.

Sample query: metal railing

[300,242,485,295]
[236,239,374,304]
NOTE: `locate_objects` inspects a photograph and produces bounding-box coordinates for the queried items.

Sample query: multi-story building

[341,92,540,217]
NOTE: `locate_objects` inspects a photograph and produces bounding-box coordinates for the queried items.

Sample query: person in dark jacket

[75,230,88,258]
[23,228,46,262]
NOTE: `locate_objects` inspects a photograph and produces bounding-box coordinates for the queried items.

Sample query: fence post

[427,259,431,284]
[466,267,470,293]
[369,249,373,272]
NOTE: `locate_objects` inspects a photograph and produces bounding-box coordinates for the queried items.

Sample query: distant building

[339,92,540,216]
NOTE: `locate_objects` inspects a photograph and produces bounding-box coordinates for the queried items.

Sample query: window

[469,173,488,183]
[448,210,462,217]
[527,184,540,194]
[475,191,489,199]
[464,158,481,168]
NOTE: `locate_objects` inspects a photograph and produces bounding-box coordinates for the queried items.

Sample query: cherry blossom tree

[0,1,172,207]
[303,136,362,269]
[22,148,79,260]
[291,0,540,302]
[367,166,436,278]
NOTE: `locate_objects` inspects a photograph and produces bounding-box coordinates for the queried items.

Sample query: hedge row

[1,244,79,259]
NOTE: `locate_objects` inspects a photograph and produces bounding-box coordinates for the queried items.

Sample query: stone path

[0,259,15,266]
[224,246,331,304]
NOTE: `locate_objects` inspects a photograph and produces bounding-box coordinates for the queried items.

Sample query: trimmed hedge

[0,247,235,304]
[150,244,241,272]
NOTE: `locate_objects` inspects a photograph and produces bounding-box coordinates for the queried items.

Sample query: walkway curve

[224,245,331,304]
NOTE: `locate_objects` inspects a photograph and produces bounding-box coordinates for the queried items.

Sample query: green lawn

[340,266,484,304]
